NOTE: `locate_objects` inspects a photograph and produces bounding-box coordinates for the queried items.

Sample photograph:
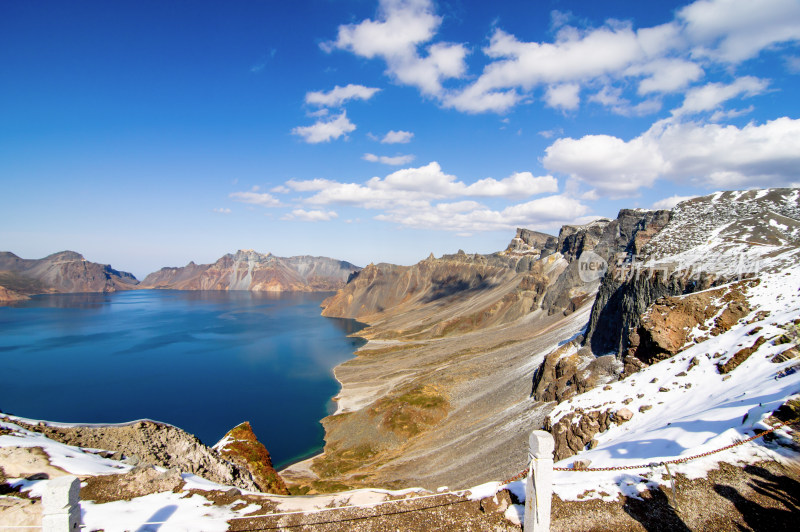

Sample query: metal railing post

[42,476,81,532]
[524,430,554,531]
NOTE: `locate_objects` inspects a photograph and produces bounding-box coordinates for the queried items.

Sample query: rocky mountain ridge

[0,250,362,300]
[0,251,139,298]
[140,249,361,292]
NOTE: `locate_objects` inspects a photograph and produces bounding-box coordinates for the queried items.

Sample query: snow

[0,419,130,476]
[769,218,789,231]
[504,503,524,525]
[466,481,503,501]
[80,492,255,532]
[546,258,800,502]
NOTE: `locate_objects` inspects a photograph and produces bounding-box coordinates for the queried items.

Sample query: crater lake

[0,290,366,469]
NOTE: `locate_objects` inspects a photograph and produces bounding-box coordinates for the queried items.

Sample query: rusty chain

[500,417,798,483]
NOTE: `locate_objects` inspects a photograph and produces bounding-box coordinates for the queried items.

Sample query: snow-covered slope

[544,190,800,501]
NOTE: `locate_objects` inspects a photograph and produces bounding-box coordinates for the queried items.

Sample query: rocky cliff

[140,250,360,292]
[0,251,139,296]
[585,188,800,355]
[538,188,800,462]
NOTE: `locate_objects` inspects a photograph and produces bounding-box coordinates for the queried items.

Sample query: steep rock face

[584,188,800,356]
[0,251,139,294]
[141,250,360,292]
[586,269,718,355]
[213,422,289,495]
[626,281,754,365]
[540,210,671,317]
[502,228,558,258]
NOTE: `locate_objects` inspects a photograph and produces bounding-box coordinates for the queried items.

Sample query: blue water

[0,290,365,469]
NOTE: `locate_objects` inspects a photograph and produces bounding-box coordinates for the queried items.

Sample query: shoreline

[278,317,371,482]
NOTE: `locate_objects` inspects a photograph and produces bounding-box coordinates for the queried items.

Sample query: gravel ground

[227,490,520,532]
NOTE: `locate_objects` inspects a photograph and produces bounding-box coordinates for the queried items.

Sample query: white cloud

[293,162,559,208]
[282,209,339,222]
[652,194,698,209]
[673,76,769,115]
[363,153,416,165]
[544,116,800,194]
[678,0,800,62]
[589,87,663,116]
[544,132,665,197]
[270,185,291,194]
[445,24,647,113]
[291,112,356,143]
[229,191,282,207]
[305,84,381,107]
[463,172,558,197]
[381,130,414,143]
[213,207,231,214]
[280,161,578,233]
[325,0,467,96]
[538,127,564,139]
[709,105,754,122]
[286,178,336,192]
[544,83,581,110]
[630,58,704,95]
[443,85,521,114]
[373,194,589,232]
[369,0,796,114]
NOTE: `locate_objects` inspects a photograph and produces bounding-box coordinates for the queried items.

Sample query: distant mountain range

[0,251,139,301]
[0,249,361,302]
[140,250,360,292]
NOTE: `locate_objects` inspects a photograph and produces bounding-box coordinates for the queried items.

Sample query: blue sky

[2,0,800,278]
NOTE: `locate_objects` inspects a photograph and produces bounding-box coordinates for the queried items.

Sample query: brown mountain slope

[0,251,139,295]
[282,212,671,493]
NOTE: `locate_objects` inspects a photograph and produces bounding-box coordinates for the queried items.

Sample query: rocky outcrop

[544,408,615,462]
[320,254,529,333]
[0,286,28,303]
[141,250,359,292]
[13,419,260,492]
[532,341,622,403]
[502,228,558,258]
[213,422,288,495]
[626,281,753,365]
[0,251,139,294]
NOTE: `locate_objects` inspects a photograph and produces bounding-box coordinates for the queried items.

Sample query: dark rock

[718,337,767,374]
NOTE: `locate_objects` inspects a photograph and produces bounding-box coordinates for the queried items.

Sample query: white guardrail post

[524,430,554,532]
[42,476,81,532]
